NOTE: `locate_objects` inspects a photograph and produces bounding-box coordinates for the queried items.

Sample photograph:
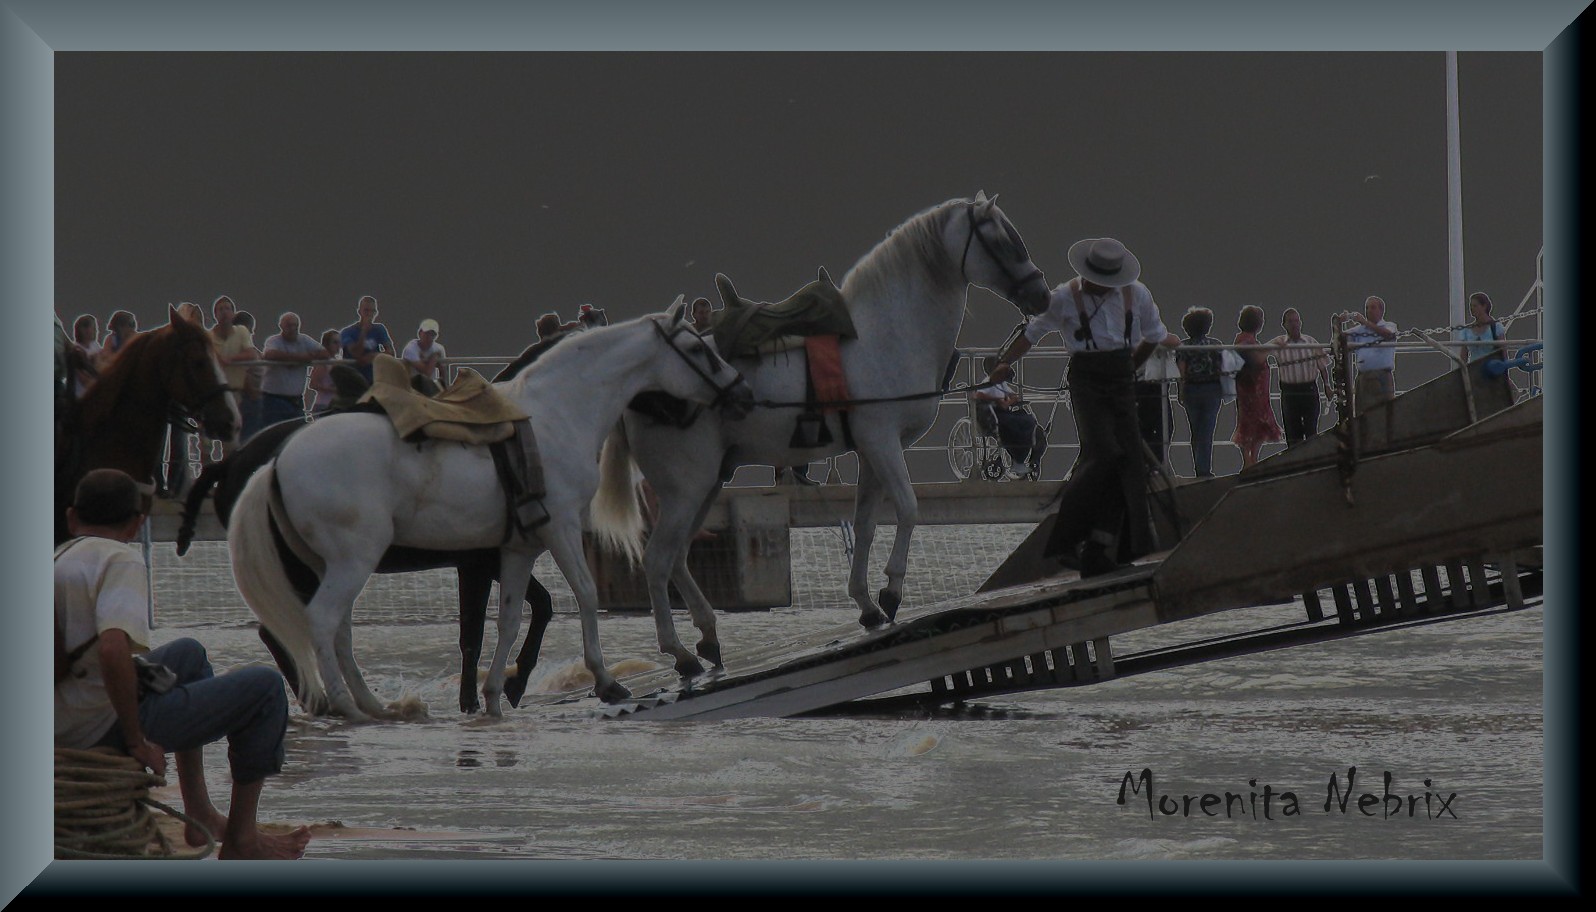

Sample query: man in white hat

[987,237,1171,577]
[403,318,447,386]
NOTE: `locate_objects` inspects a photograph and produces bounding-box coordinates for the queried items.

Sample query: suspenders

[1068,278,1135,351]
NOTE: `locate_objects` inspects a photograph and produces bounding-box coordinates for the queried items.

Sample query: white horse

[227,304,752,719]
[595,194,1051,677]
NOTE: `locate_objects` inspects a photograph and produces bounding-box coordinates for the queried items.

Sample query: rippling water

[146,527,1543,862]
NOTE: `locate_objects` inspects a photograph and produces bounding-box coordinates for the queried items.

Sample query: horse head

[954,191,1051,317]
[652,297,754,419]
[161,304,242,443]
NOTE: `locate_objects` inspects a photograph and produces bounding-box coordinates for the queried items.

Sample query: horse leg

[545,519,630,704]
[481,549,536,718]
[641,487,712,678]
[670,486,726,667]
[456,555,494,715]
[847,458,892,629]
[332,614,391,719]
[301,561,384,722]
[862,443,919,624]
[504,577,553,709]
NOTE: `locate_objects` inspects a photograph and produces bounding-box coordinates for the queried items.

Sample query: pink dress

[1231,331,1283,449]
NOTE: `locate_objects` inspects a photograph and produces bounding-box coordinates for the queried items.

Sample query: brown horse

[55,306,239,544]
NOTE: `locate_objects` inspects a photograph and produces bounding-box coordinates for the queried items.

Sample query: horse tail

[227,464,325,712]
[590,419,646,566]
[175,459,228,556]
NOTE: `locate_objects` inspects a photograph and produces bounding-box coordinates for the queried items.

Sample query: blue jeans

[98,638,289,784]
[260,392,306,429]
[1181,380,1223,477]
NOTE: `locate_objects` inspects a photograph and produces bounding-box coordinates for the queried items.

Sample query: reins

[752,375,1009,410]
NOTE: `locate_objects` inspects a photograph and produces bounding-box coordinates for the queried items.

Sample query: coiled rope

[54,746,215,860]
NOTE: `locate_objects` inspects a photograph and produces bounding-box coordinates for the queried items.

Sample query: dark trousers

[1279,381,1320,446]
[979,403,1044,468]
[1044,351,1151,561]
[1134,380,1172,465]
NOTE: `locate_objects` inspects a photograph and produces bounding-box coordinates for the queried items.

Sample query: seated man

[973,355,1045,477]
[55,468,311,860]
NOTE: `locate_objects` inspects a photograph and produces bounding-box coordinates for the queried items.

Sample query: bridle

[163,333,235,434]
[651,318,747,413]
[959,201,1046,304]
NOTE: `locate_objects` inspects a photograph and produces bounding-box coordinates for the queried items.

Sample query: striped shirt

[1266,333,1330,385]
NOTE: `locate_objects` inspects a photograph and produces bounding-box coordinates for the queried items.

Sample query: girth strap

[488,419,549,543]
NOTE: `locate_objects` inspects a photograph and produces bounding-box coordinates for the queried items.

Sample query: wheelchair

[947,399,1045,481]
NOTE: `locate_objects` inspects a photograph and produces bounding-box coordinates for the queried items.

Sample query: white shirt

[54,537,151,748]
[402,339,446,379]
[1025,278,1169,353]
[1348,320,1398,373]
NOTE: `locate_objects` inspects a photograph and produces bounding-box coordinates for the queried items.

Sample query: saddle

[709,268,856,360]
[709,269,859,450]
[358,354,549,537]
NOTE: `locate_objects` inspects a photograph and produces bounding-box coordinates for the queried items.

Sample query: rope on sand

[54,746,215,860]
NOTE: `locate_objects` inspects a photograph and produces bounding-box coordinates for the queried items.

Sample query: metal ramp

[530,377,1541,721]
[528,545,1540,721]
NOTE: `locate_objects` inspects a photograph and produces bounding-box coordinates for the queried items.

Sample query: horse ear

[817,266,833,285]
[667,294,687,323]
[168,303,181,323]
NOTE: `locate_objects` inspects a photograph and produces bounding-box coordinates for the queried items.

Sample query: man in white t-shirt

[402,318,446,387]
[1339,295,1399,414]
[260,311,324,428]
[55,469,311,859]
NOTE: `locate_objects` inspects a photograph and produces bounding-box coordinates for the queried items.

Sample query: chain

[1329,329,1357,506]
[1395,305,1543,340]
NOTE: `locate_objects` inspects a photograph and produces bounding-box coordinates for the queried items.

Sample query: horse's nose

[724,384,756,421]
[1022,276,1051,316]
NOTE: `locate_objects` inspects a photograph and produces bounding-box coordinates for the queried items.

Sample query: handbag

[1219,348,1244,402]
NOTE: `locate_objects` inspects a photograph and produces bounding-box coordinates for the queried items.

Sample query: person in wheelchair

[973,355,1046,478]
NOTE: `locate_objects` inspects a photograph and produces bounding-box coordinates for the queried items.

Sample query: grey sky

[54,51,1541,357]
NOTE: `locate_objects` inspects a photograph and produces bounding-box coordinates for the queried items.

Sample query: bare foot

[217,825,312,860]
[186,809,228,848]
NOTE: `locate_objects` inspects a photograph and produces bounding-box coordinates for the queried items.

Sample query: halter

[959,202,1046,303]
[651,318,746,413]
[162,333,235,432]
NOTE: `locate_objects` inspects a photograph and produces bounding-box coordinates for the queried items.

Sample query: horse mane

[840,197,964,305]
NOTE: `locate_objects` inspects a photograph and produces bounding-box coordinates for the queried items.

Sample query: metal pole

[1447,51,1466,335]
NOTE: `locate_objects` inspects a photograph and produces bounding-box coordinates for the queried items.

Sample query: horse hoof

[460,699,480,715]
[597,681,633,704]
[674,655,707,679]
[859,608,889,630]
[878,588,902,623]
[504,676,530,709]
[696,640,724,668]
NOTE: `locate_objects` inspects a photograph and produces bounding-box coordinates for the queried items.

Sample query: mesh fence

[152,524,1037,627]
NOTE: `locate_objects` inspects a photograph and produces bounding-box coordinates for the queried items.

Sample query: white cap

[418,318,440,334]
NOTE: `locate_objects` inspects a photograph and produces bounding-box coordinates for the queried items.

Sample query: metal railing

[202,252,1545,488]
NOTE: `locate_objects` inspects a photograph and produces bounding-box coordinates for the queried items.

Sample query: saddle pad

[360,354,529,441]
[805,335,851,413]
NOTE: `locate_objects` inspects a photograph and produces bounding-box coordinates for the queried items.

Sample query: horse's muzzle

[1016,273,1052,317]
[719,384,756,421]
[202,414,238,445]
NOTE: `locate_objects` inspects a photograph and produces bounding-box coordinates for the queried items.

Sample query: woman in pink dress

[1231,305,1283,470]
